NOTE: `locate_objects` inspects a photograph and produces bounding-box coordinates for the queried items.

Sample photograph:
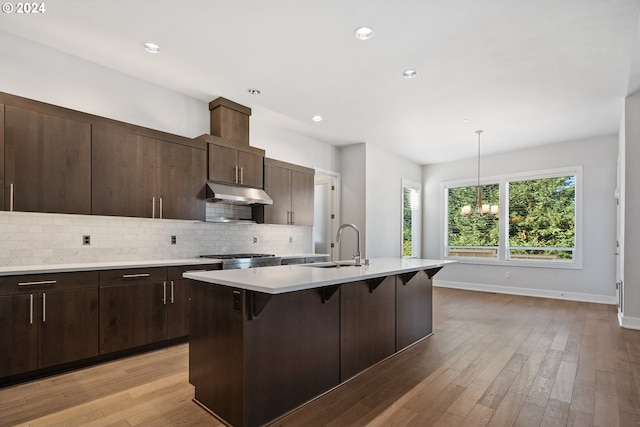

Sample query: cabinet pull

[159,197,163,219]
[9,183,14,212]
[291,211,295,225]
[235,166,239,184]
[152,196,156,219]
[29,294,33,325]
[42,293,46,323]
[122,273,150,279]
[170,280,174,304]
[163,281,167,305]
[287,210,291,225]
[240,167,244,184]
[18,280,57,286]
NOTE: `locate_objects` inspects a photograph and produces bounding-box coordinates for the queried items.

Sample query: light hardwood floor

[1,287,639,427]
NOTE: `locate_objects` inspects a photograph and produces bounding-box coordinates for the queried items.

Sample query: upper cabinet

[3,105,91,214]
[207,139,264,188]
[92,125,206,220]
[263,158,315,226]
[0,104,4,211]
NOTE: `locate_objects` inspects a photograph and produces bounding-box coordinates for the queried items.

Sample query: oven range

[200,253,282,269]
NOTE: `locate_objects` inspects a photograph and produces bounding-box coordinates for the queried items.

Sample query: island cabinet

[207,139,264,188]
[396,269,436,350]
[340,276,397,380]
[263,158,314,226]
[189,283,341,427]
[3,104,92,214]
[0,272,99,382]
[92,125,206,220]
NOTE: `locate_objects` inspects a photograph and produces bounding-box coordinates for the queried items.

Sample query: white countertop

[0,258,222,276]
[183,258,455,294]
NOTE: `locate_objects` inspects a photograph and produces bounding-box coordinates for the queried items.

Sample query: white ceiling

[3,0,640,164]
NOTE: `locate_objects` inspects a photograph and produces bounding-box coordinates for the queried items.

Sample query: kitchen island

[184,258,453,427]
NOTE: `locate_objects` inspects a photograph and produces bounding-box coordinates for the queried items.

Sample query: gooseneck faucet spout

[336,223,361,266]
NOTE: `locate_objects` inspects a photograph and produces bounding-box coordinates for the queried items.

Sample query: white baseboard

[618,312,640,330]
[434,279,617,305]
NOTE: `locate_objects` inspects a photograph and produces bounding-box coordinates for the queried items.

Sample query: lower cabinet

[0,272,99,380]
[99,267,168,354]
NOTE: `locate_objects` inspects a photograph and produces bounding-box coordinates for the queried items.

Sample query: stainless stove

[200,253,282,269]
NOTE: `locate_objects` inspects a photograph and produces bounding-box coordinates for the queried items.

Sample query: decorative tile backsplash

[0,208,312,267]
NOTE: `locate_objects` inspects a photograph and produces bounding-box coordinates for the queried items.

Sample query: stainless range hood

[206,181,273,205]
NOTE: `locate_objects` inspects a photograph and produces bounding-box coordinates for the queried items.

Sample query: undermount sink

[300,261,358,268]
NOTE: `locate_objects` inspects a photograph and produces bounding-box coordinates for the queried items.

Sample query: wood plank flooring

[1,287,639,427]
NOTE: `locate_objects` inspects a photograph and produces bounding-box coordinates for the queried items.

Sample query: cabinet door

[237,150,263,188]
[92,125,157,218]
[264,164,291,225]
[0,293,37,378]
[167,279,189,339]
[291,170,314,226]
[99,282,167,354]
[4,106,91,214]
[157,141,206,220]
[208,143,238,184]
[38,287,99,368]
[396,271,432,350]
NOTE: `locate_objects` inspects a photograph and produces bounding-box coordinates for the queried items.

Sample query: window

[402,179,421,258]
[447,183,500,259]
[507,175,576,261]
[444,167,581,267]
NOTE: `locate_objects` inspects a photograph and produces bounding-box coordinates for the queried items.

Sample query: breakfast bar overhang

[184,258,454,427]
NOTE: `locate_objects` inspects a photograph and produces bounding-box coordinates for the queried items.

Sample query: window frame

[402,179,422,258]
[442,166,583,269]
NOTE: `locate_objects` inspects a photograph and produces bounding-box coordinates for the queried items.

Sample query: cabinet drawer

[99,267,167,287]
[0,271,98,296]
[167,264,221,280]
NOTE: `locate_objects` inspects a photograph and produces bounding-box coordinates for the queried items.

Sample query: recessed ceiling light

[312,115,323,122]
[354,26,374,40]
[247,88,261,95]
[143,42,160,53]
[402,69,418,79]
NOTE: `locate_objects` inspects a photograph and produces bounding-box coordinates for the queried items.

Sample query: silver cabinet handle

[159,197,163,219]
[162,281,167,305]
[235,166,239,184]
[287,210,291,225]
[122,273,150,279]
[240,167,244,184]
[9,183,14,212]
[291,211,295,225]
[18,280,57,286]
[29,294,33,325]
[170,281,174,304]
[42,293,46,323]
[152,196,156,219]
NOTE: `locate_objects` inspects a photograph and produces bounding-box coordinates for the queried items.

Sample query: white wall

[622,90,640,324]
[366,144,422,258]
[338,144,366,260]
[423,135,618,303]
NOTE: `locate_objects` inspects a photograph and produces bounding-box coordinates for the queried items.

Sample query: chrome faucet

[336,223,361,266]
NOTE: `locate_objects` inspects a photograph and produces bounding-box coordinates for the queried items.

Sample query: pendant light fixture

[461,130,495,216]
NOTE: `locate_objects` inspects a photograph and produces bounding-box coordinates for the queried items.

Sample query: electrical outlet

[253,236,258,244]
[83,235,91,246]
[289,236,293,244]
[171,235,177,245]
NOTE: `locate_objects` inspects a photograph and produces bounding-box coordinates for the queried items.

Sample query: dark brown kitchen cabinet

[208,140,264,188]
[99,267,168,354]
[3,105,91,214]
[263,158,315,226]
[340,276,396,380]
[0,104,4,211]
[0,272,99,381]
[92,125,206,220]
[396,270,433,351]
